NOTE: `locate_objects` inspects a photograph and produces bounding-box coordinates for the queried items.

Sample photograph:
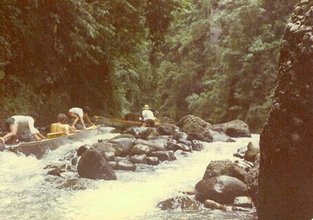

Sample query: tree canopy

[0,0,296,131]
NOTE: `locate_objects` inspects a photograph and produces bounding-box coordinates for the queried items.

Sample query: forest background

[0,0,297,132]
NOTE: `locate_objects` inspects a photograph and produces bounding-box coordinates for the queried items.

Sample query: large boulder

[187,131,213,143]
[166,139,192,152]
[209,129,234,142]
[92,141,123,157]
[156,124,178,135]
[129,154,148,164]
[258,2,313,220]
[108,137,135,156]
[149,150,176,161]
[213,119,251,137]
[139,127,160,140]
[202,160,249,182]
[124,127,159,139]
[244,142,260,162]
[129,143,151,155]
[147,157,160,165]
[135,139,167,151]
[195,175,248,204]
[115,160,136,171]
[177,115,213,142]
[77,148,116,180]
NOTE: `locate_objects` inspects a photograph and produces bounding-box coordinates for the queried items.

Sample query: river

[0,128,258,220]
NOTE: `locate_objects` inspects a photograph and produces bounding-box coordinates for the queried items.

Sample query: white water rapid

[0,128,258,220]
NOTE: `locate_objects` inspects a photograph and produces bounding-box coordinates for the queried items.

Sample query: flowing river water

[0,128,259,220]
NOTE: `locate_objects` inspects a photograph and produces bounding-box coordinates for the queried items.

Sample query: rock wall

[258,1,313,220]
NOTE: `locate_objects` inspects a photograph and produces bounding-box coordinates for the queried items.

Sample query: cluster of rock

[45,114,251,180]
[77,115,251,178]
[158,140,260,212]
[45,114,255,212]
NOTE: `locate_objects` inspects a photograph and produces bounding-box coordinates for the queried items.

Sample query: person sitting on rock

[50,113,79,136]
[67,107,95,130]
[141,104,156,127]
[0,115,46,144]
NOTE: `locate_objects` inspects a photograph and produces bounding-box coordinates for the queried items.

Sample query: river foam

[0,132,258,220]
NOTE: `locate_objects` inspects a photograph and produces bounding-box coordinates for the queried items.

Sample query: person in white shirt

[141,104,156,127]
[67,107,95,129]
[0,115,46,144]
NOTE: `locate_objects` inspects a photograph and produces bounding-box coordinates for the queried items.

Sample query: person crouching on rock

[141,104,156,127]
[0,115,46,144]
[67,107,95,130]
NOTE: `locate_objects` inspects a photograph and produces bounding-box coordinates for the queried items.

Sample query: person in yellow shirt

[50,114,79,136]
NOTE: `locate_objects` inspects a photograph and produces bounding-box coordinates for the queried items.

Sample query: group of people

[0,107,95,145]
[0,104,156,146]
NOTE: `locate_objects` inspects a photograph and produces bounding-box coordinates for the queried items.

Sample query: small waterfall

[0,132,258,220]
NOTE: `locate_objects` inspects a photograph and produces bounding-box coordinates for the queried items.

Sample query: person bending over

[0,115,45,144]
[67,107,95,130]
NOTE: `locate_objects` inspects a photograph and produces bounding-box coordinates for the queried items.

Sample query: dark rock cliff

[258,1,313,220]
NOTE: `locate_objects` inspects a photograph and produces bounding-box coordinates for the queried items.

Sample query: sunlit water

[0,128,259,220]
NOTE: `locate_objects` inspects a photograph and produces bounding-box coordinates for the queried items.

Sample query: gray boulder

[136,139,167,151]
[177,115,213,142]
[244,142,260,162]
[202,159,248,182]
[147,157,160,165]
[77,148,116,180]
[129,154,148,164]
[130,143,151,155]
[195,175,248,204]
[115,160,136,171]
[156,124,178,135]
[213,119,251,137]
[109,137,135,156]
[149,151,176,161]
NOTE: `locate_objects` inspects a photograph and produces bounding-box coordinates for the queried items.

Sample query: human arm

[83,114,95,127]
[36,132,46,139]
[69,126,79,134]
[1,124,18,142]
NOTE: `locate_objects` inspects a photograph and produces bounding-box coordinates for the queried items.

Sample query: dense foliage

[0,0,296,131]
[0,0,181,124]
[156,0,296,131]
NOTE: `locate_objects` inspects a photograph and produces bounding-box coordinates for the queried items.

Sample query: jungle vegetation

[0,0,297,131]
